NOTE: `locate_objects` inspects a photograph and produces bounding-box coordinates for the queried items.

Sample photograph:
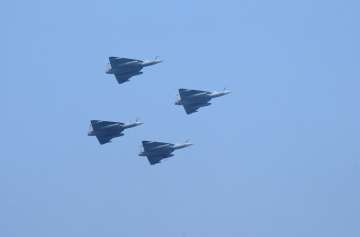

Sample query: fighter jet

[106,57,162,84]
[139,140,193,165]
[88,119,143,145]
[175,88,231,114]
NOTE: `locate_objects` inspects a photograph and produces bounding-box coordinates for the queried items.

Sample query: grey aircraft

[175,88,231,114]
[139,140,193,165]
[88,120,143,145]
[106,57,162,84]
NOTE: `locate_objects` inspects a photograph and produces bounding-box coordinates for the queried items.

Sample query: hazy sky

[1,0,360,236]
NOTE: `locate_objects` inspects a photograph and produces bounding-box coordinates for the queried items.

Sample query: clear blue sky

[1,0,360,236]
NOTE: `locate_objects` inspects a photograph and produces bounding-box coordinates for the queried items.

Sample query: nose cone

[218,90,231,97]
[150,60,162,66]
[135,122,144,127]
[174,142,193,150]
[183,143,193,148]
[154,59,162,64]
[223,90,231,95]
[210,90,231,98]
[123,121,144,129]
[142,59,163,67]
